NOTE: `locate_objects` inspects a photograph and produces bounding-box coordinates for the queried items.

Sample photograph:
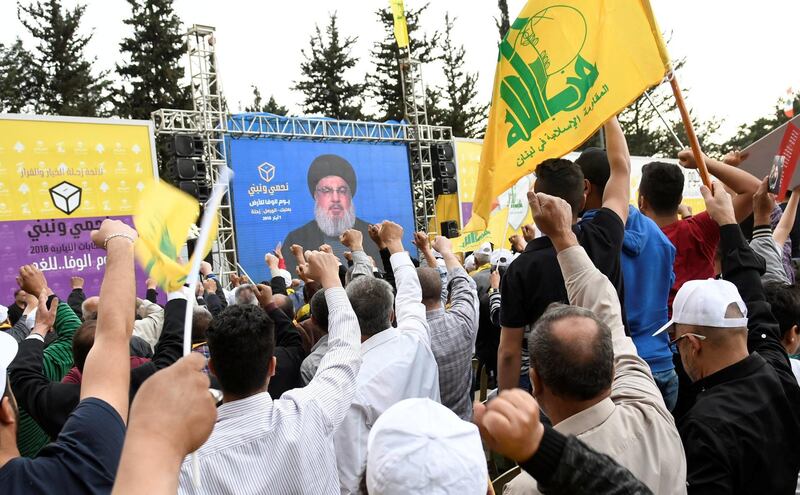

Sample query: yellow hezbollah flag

[133,180,217,292]
[389,0,409,49]
[466,0,670,231]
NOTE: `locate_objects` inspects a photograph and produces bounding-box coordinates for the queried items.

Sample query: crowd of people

[1,115,800,494]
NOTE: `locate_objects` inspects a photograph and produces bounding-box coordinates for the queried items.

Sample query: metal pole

[644,90,685,150]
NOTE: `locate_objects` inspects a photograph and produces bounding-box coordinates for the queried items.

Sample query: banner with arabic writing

[466,0,670,231]
[0,115,158,299]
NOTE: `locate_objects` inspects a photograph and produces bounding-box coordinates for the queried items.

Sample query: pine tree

[244,85,289,115]
[0,39,36,113]
[18,0,110,116]
[432,14,488,138]
[115,0,191,120]
[496,0,510,40]
[293,13,365,120]
[369,3,440,122]
[727,92,797,150]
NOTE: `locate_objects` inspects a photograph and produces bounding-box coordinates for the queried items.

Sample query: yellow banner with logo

[466,0,670,231]
[389,0,409,49]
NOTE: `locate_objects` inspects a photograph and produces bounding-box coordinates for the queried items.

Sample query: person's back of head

[576,148,610,211]
[192,305,213,344]
[303,280,321,305]
[416,267,442,306]
[309,288,329,330]
[273,293,295,320]
[639,162,684,217]
[72,320,99,373]
[533,158,586,219]
[366,398,487,495]
[763,282,800,354]
[81,296,100,321]
[233,285,258,306]
[529,304,613,410]
[346,276,394,336]
[207,304,275,398]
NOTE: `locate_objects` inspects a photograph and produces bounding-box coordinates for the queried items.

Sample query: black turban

[307,154,357,197]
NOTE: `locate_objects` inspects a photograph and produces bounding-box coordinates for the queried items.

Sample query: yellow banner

[467,0,670,231]
[389,0,409,49]
[0,117,156,221]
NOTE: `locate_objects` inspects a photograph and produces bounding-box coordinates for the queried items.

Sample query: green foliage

[726,93,797,150]
[18,0,111,116]
[0,39,36,113]
[293,13,365,121]
[244,85,289,116]
[115,0,191,119]
[428,14,488,138]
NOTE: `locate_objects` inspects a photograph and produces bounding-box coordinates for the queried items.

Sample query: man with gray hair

[505,191,686,495]
[334,220,439,494]
[415,233,478,421]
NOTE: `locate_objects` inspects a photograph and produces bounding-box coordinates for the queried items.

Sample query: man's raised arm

[602,116,631,224]
[81,220,138,422]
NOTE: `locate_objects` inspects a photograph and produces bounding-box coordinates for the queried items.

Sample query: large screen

[228,138,416,281]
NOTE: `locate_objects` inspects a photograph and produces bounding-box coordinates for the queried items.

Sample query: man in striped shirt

[178,250,361,495]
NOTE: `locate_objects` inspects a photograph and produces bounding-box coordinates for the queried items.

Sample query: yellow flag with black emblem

[389,0,409,49]
[133,180,217,292]
[466,0,670,231]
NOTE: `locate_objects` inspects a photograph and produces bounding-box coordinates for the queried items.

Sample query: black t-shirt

[500,207,627,329]
[0,398,125,494]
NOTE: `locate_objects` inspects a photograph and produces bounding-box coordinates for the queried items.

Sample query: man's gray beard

[315,203,356,237]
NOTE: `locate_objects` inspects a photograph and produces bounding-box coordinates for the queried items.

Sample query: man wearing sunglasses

[653,179,800,494]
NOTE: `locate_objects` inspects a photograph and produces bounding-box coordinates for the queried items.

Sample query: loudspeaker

[178,181,210,201]
[435,177,458,195]
[170,158,206,180]
[167,134,204,157]
[434,143,454,162]
[441,220,459,238]
[434,161,456,179]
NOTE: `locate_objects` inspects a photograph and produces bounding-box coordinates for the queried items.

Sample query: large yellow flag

[466,0,670,231]
[134,181,217,292]
[389,0,409,49]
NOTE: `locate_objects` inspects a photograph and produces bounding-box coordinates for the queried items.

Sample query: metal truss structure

[399,53,438,233]
[153,25,454,280]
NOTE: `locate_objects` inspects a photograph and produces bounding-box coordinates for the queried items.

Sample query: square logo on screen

[258,162,276,183]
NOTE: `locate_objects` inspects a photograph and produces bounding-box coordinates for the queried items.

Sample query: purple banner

[0,216,154,304]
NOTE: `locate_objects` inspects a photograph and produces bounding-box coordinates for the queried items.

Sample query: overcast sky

[1,0,798,141]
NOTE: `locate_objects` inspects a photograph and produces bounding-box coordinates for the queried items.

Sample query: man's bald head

[529,304,613,402]
[273,294,295,320]
[416,267,443,303]
[81,296,100,321]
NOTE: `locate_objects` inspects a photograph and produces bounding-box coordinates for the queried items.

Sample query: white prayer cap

[0,331,19,395]
[464,254,476,272]
[0,305,7,324]
[367,398,488,495]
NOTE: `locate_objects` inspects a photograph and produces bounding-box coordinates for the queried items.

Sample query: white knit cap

[366,398,488,495]
[0,331,19,395]
[653,278,748,335]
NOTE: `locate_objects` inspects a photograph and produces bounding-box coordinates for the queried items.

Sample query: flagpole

[668,73,712,188]
[181,166,232,488]
[643,90,685,150]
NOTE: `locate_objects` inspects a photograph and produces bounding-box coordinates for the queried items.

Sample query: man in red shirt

[639,150,759,308]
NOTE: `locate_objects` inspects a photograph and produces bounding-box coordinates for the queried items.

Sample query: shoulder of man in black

[500,236,567,328]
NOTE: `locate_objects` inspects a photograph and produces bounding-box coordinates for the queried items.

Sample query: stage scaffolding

[152,25,454,280]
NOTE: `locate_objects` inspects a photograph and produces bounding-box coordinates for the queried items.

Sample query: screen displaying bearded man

[282,154,381,275]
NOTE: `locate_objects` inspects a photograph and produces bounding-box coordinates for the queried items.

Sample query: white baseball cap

[0,331,19,395]
[491,249,514,270]
[367,398,488,495]
[475,242,492,256]
[653,279,748,336]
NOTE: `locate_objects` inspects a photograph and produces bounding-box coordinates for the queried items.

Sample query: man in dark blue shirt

[0,219,138,494]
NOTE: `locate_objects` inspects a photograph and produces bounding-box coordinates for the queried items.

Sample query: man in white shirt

[335,221,440,494]
[178,250,361,495]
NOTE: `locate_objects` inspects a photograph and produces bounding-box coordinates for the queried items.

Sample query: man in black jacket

[8,288,186,439]
[653,180,800,493]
